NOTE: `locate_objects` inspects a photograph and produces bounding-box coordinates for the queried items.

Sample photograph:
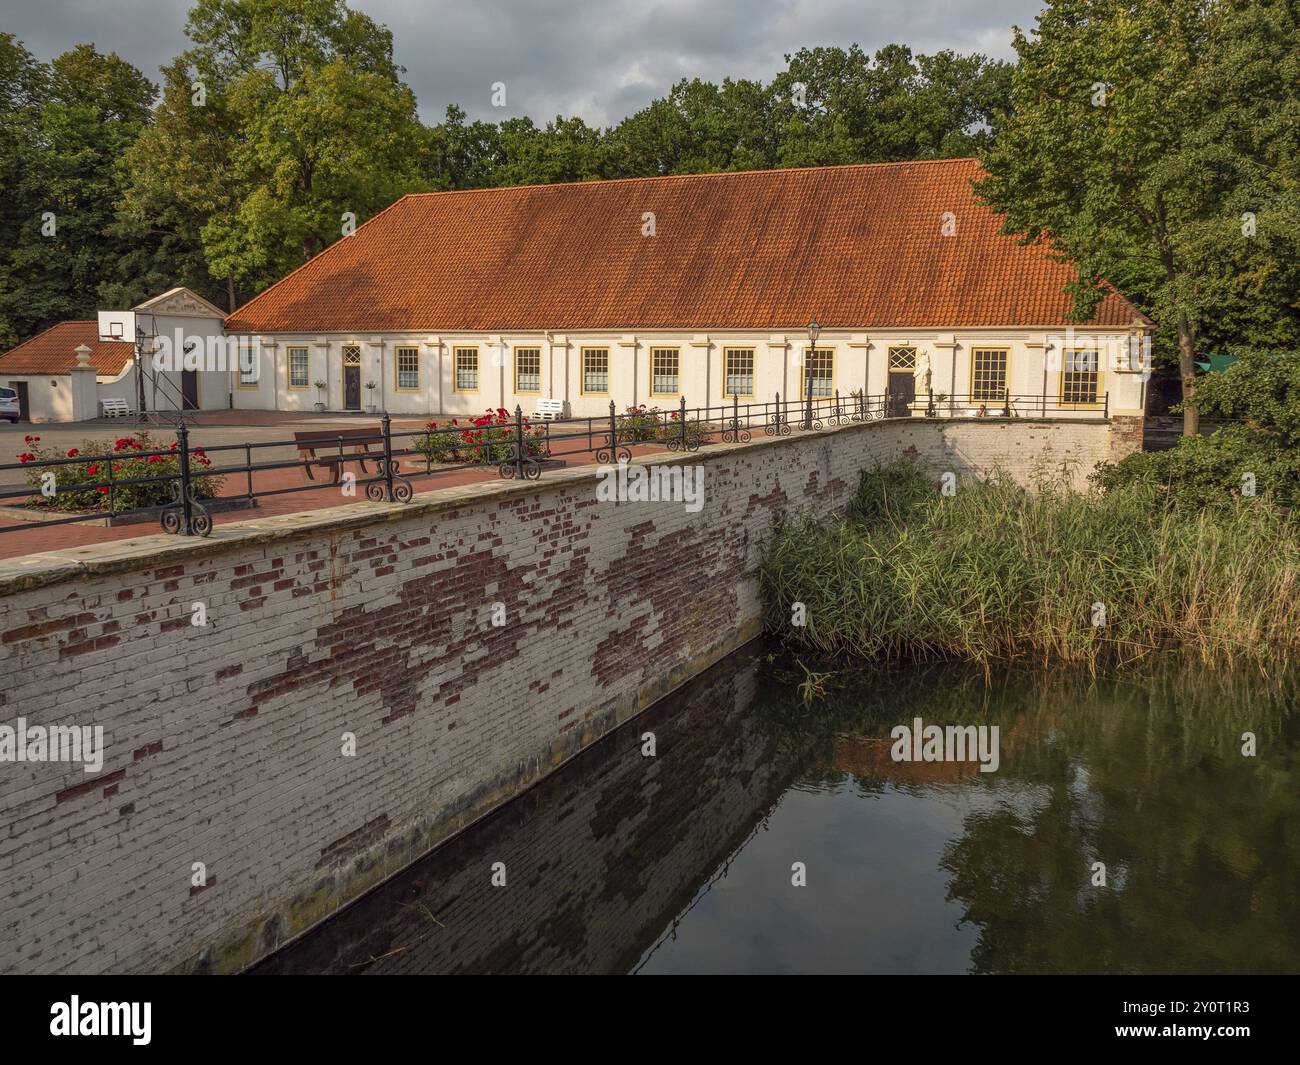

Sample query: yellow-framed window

[1062,349,1101,404]
[581,347,609,394]
[454,346,478,392]
[514,347,541,393]
[802,347,834,398]
[288,347,310,389]
[394,346,419,391]
[970,348,1008,401]
[724,347,755,398]
[650,347,679,396]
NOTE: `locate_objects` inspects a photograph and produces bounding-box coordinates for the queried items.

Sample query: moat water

[254,642,1300,974]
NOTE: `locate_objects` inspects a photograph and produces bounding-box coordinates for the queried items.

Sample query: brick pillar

[1108,414,1145,460]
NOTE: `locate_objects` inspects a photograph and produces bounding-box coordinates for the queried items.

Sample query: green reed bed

[760,463,1300,668]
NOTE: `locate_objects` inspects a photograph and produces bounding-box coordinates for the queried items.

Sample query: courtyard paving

[0,410,678,560]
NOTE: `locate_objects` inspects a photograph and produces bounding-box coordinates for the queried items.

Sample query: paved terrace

[0,410,671,560]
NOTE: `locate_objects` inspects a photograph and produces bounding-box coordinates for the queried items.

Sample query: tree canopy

[976,0,1300,433]
[0,0,1294,433]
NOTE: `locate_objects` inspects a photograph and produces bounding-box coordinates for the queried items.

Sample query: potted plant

[313,380,327,412]
[364,380,378,413]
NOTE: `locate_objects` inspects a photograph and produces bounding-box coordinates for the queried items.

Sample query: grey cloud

[3,0,1041,127]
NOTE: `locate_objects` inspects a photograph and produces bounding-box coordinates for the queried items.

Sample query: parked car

[0,386,20,423]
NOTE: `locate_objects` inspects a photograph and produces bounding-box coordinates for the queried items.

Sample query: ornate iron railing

[0,388,1109,539]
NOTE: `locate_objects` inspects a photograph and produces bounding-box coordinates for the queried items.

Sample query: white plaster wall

[234,327,1143,421]
[1,375,70,422]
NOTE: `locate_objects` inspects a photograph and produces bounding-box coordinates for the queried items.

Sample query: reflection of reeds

[761,462,1300,669]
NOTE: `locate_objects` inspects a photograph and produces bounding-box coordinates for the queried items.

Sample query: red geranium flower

[66,447,79,457]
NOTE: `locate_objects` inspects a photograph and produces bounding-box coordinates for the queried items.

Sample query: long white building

[3,159,1153,423]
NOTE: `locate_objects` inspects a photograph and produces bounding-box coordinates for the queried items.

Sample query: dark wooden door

[181,370,199,409]
[10,381,30,421]
[887,371,915,417]
[344,366,361,410]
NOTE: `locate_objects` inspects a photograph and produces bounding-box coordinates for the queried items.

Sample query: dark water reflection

[254,643,1300,974]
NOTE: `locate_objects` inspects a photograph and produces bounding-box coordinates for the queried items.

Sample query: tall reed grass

[760,463,1300,668]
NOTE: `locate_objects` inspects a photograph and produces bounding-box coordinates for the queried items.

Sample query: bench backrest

[535,399,564,414]
[293,427,382,449]
[101,398,130,412]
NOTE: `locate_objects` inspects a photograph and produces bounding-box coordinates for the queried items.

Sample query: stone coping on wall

[0,415,1115,598]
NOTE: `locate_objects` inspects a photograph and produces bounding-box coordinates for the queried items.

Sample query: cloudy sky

[6,0,1046,126]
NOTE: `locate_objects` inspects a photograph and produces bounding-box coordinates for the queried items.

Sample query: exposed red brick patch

[133,741,164,761]
[59,634,120,658]
[56,768,126,804]
[4,612,96,644]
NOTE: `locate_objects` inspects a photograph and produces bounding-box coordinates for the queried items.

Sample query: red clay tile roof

[0,321,134,375]
[226,158,1146,334]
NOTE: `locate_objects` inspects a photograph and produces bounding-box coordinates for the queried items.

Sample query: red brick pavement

[0,437,679,560]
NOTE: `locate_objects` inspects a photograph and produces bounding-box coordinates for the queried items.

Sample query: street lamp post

[803,320,820,430]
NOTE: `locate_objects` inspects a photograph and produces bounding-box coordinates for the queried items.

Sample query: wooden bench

[293,427,385,484]
[101,398,134,418]
[532,398,565,420]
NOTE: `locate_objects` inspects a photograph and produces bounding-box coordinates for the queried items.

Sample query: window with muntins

[455,347,478,391]
[1062,350,1100,404]
[650,348,679,395]
[396,347,419,390]
[724,348,754,397]
[971,348,1008,401]
[805,347,833,397]
[582,348,609,394]
[515,347,541,393]
[288,348,309,388]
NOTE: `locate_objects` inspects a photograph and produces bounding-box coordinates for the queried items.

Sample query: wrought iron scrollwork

[765,412,790,437]
[595,435,632,464]
[721,418,751,444]
[159,479,212,537]
[366,458,415,502]
[498,444,542,480]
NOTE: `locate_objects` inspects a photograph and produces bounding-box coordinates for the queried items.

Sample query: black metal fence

[0,387,1108,539]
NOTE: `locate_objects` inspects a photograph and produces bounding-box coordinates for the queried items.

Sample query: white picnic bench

[100,397,135,418]
[532,398,565,420]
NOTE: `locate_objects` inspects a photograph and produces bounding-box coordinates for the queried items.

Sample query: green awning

[1194,353,1238,373]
